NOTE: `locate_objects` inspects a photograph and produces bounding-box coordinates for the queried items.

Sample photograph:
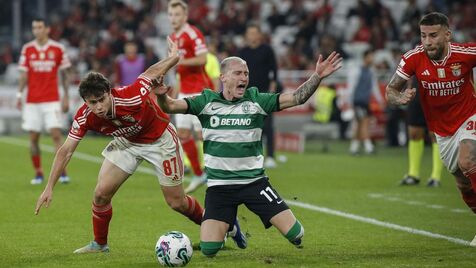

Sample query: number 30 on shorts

[162,157,178,176]
[467,121,476,130]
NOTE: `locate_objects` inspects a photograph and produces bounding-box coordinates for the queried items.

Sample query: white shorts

[436,113,476,173]
[22,101,64,132]
[175,93,202,131]
[101,124,185,186]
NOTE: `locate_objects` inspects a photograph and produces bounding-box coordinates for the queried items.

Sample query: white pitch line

[285,199,471,247]
[368,192,470,214]
[0,137,472,247]
[0,137,168,177]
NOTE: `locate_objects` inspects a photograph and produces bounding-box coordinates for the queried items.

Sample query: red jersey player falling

[168,0,214,193]
[34,39,213,254]
[18,18,71,185]
[386,12,476,245]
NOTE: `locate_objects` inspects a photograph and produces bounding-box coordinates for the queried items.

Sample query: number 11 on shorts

[260,186,279,202]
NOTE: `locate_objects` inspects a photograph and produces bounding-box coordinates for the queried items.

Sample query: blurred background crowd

[0,0,474,147]
[0,0,474,82]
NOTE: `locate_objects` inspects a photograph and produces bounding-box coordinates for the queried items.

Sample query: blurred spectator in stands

[239,23,279,168]
[348,49,384,155]
[144,44,160,70]
[114,41,145,87]
[0,44,14,75]
[205,41,221,91]
[267,4,286,31]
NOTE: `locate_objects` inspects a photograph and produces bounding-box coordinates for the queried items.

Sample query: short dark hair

[419,12,449,28]
[246,22,261,32]
[79,72,112,99]
[363,48,374,57]
[32,17,49,26]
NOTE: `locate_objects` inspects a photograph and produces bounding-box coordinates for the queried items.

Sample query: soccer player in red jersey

[17,18,71,185]
[386,12,476,243]
[34,39,209,253]
[168,0,213,193]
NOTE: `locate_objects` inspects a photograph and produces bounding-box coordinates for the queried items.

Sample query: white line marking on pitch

[367,192,470,214]
[285,200,471,247]
[0,137,472,247]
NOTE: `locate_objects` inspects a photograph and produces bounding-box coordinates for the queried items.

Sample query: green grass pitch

[1,135,476,267]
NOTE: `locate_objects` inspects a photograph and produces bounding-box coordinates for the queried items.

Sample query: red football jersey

[169,23,213,94]
[68,76,170,143]
[397,43,476,136]
[18,39,71,103]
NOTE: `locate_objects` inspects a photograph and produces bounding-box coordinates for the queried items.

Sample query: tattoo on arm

[293,74,321,105]
[386,73,407,104]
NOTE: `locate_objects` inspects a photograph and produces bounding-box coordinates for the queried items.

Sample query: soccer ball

[155,231,193,267]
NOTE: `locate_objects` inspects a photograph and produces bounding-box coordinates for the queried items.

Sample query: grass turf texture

[1,135,475,267]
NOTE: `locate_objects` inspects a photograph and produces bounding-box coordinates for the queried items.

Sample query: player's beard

[425,45,444,60]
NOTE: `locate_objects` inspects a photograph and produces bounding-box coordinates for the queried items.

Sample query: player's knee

[459,159,476,174]
[94,188,113,205]
[285,220,304,242]
[200,241,223,257]
[165,196,187,212]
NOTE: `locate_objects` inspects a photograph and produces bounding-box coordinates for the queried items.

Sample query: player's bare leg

[74,159,130,253]
[452,166,476,246]
[270,209,304,248]
[427,132,443,187]
[50,127,69,183]
[200,219,229,257]
[29,131,43,184]
[161,184,203,225]
[360,116,374,154]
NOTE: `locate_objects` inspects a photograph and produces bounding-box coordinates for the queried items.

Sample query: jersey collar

[431,42,451,66]
[107,94,117,119]
[33,39,52,51]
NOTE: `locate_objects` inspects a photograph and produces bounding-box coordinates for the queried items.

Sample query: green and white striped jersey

[185,87,280,186]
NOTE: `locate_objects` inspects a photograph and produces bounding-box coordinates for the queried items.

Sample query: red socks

[31,155,43,177]
[184,195,204,225]
[181,138,203,176]
[92,202,113,245]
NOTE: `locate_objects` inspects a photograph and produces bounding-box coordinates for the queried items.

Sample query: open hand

[315,51,343,78]
[167,37,179,58]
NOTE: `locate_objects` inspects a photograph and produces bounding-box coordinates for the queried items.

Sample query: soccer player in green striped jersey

[155,52,342,257]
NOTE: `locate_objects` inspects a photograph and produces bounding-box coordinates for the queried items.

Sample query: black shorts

[353,103,370,120]
[203,177,289,229]
[406,95,426,127]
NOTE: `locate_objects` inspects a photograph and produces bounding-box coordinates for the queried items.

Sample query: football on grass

[155,231,193,267]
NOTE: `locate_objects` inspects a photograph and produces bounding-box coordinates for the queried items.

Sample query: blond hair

[168,0,188,12]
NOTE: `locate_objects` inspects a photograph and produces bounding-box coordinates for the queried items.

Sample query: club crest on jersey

[121,114,135,123]
[437,68,446,78]
[111,119,122,127]
[242,103,250,113]
[47,51,55,60]
[450,63,461,77]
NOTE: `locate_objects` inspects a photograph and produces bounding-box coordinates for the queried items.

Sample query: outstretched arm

[385,73,416,105]
[142,38,180,82]
[153,82,189,114]
[279,52,342,110]
[35,138,80,215]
